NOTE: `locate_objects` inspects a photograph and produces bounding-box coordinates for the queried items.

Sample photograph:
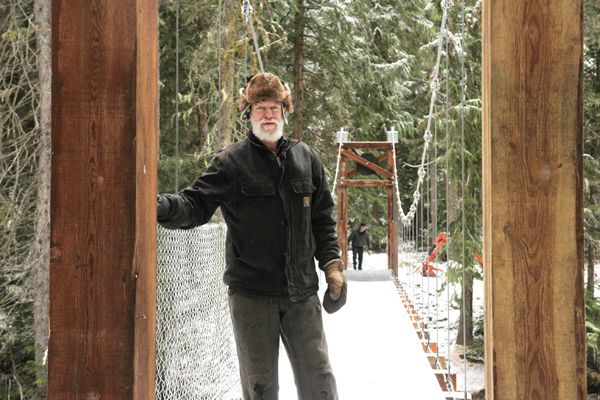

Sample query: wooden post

[387,148,398,276]
[337,148,349,269]
[482,0,585,399]
[49,1,158,399]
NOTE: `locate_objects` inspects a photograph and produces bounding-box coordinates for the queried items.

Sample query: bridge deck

[278,270,448,400]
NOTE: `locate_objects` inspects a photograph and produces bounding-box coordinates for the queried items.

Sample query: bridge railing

[156,223,242,400]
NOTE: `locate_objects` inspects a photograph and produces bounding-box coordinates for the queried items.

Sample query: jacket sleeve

[347,230,356,245]
[309,151,341,269]
[158,154,232,230]
[367,231,372,250]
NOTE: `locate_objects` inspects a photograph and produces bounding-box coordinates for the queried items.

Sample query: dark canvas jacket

[158,132,341,301]
[348,229,371,249]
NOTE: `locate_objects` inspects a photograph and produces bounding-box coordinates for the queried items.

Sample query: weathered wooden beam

[482,0,585,398]
[377,153,389,162]
[133,1,158,398]
[347,169,360,179]
[387,149,398,275]
[341,150,393,179]
[49,0,158,398]
[337,154,349,269]
[340,180,393,187]
[341,142,395,149]
[347,152,388,178]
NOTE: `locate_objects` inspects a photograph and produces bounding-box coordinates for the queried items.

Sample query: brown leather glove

[324,259,346,300]
[323,259,347,314]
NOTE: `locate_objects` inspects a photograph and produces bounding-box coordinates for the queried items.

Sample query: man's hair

[239,73,293,112]
[360,223,366,227]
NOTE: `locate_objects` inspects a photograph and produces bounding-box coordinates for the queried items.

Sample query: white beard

[251,117,284,144]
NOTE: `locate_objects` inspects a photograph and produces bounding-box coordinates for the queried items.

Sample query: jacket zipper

[276,154,295,297]
[272,151,287,295]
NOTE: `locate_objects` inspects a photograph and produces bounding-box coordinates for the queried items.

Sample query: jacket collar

[248,130,298,154]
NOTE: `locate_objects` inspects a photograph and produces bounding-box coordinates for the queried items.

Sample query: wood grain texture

[340,180,393,187]
[337,151,349,269]
[387,149,398,275]
[133,0,158,399]
[482,0,585,398]
[341,142,397,149]
[50,0,158,398]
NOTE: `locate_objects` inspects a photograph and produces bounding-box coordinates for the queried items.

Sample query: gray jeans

[228,289,339,400]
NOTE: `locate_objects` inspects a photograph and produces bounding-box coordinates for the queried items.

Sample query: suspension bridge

[46,0,586,399]
[155,225,472,399]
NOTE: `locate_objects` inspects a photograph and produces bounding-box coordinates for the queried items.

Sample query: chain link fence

[156,223,242,400]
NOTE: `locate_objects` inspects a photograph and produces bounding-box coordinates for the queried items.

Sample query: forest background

[1,0,599,397]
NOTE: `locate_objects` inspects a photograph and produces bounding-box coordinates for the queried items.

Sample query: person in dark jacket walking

[156,73,346,400]
[348,223,372,270]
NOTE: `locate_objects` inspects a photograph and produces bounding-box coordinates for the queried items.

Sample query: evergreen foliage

[584,0,600,387]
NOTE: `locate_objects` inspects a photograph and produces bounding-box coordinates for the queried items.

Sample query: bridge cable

[389,3,449,228]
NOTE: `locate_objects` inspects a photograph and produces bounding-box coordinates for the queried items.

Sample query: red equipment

[422,232,448,277]
[474,253,483,265]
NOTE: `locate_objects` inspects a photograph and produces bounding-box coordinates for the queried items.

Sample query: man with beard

[157,72,346,400]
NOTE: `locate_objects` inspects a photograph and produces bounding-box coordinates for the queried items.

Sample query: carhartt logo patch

[303,197,310,207]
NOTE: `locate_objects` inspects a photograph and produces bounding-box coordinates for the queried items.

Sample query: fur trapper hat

[239,73,293,113]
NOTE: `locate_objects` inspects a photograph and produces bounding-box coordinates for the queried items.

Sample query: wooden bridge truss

[334,132,399,276]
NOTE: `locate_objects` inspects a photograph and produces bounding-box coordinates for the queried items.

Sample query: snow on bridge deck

[278,268,448,400]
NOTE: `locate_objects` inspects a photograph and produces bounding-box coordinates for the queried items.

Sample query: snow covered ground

[277,250,485,399]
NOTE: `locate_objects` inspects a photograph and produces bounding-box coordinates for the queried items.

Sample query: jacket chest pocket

[291,178,316,210]
[289,178,317,251]
[241,181,276,219]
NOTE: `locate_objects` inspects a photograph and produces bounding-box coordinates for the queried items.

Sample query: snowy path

[278,267,447,399]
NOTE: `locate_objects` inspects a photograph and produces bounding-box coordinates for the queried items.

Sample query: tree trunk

[446,172,459,260]
[430,147,438,241]
[589,186,597,296]
[197,12,208,151]
[596,45,600,92]
[456,274,474,346]
[292,0,305,140]
[219,0,235,148]
[34,0,51,381]
[198,95,207,149]
[588,242,595,297]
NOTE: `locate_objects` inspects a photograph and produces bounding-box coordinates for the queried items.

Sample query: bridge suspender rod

[444,30,454,393]
[249,18,264,73]
[460,0,467,396]
[242,0,264,74]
